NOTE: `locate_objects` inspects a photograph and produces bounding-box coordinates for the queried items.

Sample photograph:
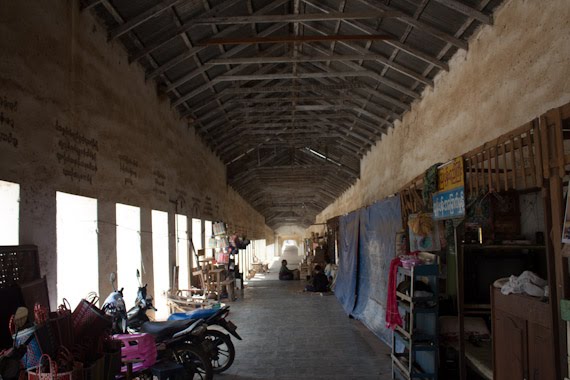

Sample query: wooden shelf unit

[392,264,439,380]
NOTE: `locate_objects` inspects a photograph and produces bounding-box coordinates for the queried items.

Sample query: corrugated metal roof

[82,0,504,228]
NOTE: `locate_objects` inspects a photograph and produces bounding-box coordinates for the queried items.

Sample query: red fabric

[385,257,403,330]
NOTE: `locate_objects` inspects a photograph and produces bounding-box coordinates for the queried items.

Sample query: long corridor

[218,263,392,380]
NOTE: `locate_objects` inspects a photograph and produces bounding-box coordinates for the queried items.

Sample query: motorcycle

[102,272,128,333]
[139,318,213,380]
[129,270,239,373]
[103,273,213,380]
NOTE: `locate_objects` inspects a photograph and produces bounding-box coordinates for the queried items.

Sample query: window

[176,215,189,289]
[0,180,19,245]
[191,218,202,268]
[116,203,141,308]
[56,192,98,308]
[204,220,213,258]
[152,210,169,320]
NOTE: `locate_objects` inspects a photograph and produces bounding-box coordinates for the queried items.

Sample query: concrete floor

[218,257,392,380]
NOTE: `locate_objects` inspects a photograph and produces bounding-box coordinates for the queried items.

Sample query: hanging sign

[437,157,465,191]
[433,186,465,220]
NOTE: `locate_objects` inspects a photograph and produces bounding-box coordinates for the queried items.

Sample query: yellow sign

[437,157,464,191]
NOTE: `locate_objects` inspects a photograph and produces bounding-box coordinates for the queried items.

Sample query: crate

[113,333,157,373]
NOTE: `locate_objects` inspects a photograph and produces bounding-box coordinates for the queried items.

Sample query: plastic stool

[150,361,186,380]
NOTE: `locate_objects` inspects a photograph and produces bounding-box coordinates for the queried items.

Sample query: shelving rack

[392,263,439,380]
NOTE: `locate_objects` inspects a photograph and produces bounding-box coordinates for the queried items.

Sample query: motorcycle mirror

[109,272,117,291]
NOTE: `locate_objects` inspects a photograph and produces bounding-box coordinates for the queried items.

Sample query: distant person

[304,265,329,292]
[279,259,299,281]
[324,257,333,278]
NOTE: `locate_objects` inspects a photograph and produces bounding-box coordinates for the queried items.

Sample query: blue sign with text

[433,186,465,220]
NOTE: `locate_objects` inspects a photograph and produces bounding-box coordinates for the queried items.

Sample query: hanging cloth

[385,256,403,329]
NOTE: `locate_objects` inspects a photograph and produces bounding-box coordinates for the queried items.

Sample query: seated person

[304,265,329,292]
[324,257,333,278]
[279,260,299,280]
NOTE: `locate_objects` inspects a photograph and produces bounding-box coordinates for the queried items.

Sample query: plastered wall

[0,1,271,306]
[316,0,570,223]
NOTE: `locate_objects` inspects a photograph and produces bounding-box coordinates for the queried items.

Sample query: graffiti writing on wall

[119,154,138,186]
[203,196,213,218]
[191,197,201,216]
[0,95,18,148]
[214,200,220,217]
[175,188,188,210]
[55,120,98,184]
[152,169,166,197]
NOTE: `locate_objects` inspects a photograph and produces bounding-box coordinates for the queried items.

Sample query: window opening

[0,180,19,245]
[176,214,189,289]
[204,220,213,258]
[56,192,98,308]
[152,210,169,320]
[191,218,202,267]
[116,203,141,308]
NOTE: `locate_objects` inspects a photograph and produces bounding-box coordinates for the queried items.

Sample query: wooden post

[541,107,568,380]
[456,222,466,380]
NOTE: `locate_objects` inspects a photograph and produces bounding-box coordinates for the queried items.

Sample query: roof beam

[215,117,368,157]
[200,34,393,45]
[81,0,102,11]
[217,128,366,156]
[129,0,242,63]
[187,78,407,116]
[165,25,285,92]
[190,11,401,25]
[223,73,410,111]
[206,53,432,86]
[108,0,183,41]
[215,70,371,82]
[352,0,467,49]
[300,27,422,98]
[144,0,287,78]
[432,0,492,24]
[218,127,363,161]
[171,61,283,107]
[302,0,449,71]
[228,96,350,104]
[193,82,367,97]
[97,0,192,118]
[218,89,399,119]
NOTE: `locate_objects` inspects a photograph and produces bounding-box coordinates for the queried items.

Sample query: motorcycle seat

[140,319,194,341]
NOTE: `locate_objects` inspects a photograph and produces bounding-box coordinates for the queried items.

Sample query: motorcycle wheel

[204,329,235,373]
[171,344,213,380]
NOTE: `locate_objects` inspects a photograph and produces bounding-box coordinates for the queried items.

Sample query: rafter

[165,36,283,93]
[144,0,288,79]
[108,0,183,41]
[129,0,241,63]
[206,53,432,86]
[432,0,492,24]
[351,0,468,50]
[302,0,449,71]
[81,0,102,11]
[190,11,401,25]
[200,34,394,45]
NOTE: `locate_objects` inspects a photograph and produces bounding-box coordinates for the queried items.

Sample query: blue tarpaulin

[352,196,402,344]
[334,210,360,315]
